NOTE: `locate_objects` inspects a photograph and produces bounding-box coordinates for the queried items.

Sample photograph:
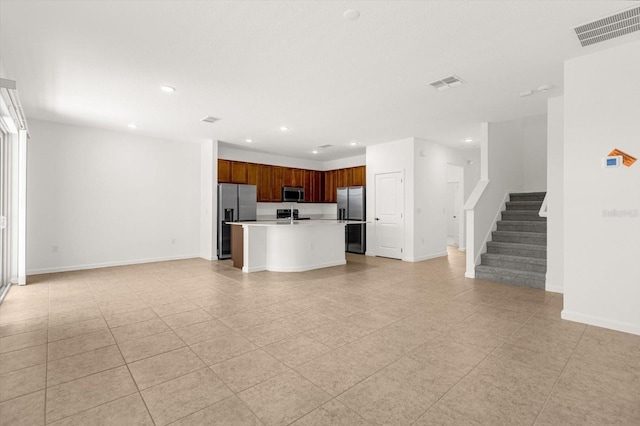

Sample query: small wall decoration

[608,148,637,167]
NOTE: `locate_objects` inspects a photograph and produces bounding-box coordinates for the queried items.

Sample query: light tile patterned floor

[1,249,639,425]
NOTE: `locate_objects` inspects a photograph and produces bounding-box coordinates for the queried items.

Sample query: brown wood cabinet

[272,167,284,202]
[258,165,273,201]
[231,162,248,184]
[351,166,366,186]
[218,159,232,183]
[247,163,259,186]
[217,159,364,203]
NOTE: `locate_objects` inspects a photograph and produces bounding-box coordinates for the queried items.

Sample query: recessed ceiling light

[280,126,289,131]
[127,124,137,129]
[160,86,175,93]
[245,139,253,143]
[537,85,552,93]
[520,90,534,98]
[312,150,319,154]
[343,9,360,21]
[464,138,473,143]
[350,141,357,146]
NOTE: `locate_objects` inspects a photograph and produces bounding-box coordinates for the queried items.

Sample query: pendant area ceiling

[1,1,638,160]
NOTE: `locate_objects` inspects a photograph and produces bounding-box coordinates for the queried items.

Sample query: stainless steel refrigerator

[217,183,257,259]
[337,186,366,254]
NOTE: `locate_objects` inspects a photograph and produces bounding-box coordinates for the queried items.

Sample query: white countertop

[229,220,367,227]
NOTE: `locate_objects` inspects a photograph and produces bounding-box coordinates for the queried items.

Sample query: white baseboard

[545,284,563,294]
[561,310,640,336]
[27,254,201,275]
[405,252,448,263]
[465,271,475,279]
[267,260,346,272]
[243,264,266,273]
[457,247,466,252]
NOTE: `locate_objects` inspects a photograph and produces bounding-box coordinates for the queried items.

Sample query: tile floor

[1,248,639,425]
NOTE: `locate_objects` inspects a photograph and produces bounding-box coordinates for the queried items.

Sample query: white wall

[562,40,640,335]
[521,115,548,191]
[413,138,480,260]
[546,96,564,293]
[465,115,548,276]
[27,120,201,273]
[218,145,365,171]
[366,137,480,262]
[199,140,217,260]
[366,138,414,259]
[323,155,366,171]
[219,146,325,170]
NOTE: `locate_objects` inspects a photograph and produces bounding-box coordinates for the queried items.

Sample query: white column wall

[562,40,640,335]
[546,96,564,293]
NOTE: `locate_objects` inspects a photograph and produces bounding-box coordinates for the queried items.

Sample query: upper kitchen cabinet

[272,166,285,202]
[351,166,366,186]
[247,163,259,186]
[218,159,232,183]
[325,170,337,203]
[231,162,248,184]
[258,165,273,202]
[217,159,364,203]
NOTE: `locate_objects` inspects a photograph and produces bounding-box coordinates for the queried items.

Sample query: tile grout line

[406,308,540,426]
[530,324,589,426]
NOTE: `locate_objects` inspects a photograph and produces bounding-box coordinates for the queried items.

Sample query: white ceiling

[1,1,638,160]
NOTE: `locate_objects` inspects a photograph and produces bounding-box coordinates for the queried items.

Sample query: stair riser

[505,202,542,211]
[486,244,546,259]
[501,212,546,222]
[476,270,545,289]
[497,222,547,233]
[481,256,547,273]
[492,234,547,245]
[510,194,546,202]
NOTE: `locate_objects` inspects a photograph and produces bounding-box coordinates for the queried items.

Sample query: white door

[446,182,460,246]
[375,172,404,259]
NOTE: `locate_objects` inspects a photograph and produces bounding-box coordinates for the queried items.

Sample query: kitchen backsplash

[257,202,337,220]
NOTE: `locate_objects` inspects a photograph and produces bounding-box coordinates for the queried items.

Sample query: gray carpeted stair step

[505,201,543,211]
[497,220,547,233]
[486,241,546,259]
[509,192,546,202]
[481,253,547,273]
[502,211,546,222]
[492,231,546,245]
[475,265,546,289]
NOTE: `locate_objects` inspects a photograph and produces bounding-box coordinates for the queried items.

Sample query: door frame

[445,164,465,251]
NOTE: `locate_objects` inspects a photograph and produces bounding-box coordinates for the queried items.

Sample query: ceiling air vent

[318,144,333,149]
[429,75,464,91]
[201,116,221,124]
[574,5,640,47]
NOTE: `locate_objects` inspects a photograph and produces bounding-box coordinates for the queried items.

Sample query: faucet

[290,204,295,224]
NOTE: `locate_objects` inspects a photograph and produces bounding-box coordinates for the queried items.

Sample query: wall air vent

[318,144,333,149]
[201,116,221,124]
[574,5,640,47]
[429,75,464,91]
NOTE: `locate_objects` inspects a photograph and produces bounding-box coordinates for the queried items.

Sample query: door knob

[375,218,380,221]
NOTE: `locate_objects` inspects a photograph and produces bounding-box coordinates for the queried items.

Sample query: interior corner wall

[365,138,414,259]
[546,96,564,293]
[26,120,201,273]
[562,40,640,335]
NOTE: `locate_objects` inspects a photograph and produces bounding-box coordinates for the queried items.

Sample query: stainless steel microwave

[282,187,305,202]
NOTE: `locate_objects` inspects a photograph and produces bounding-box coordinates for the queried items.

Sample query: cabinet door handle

[375,218,380,221]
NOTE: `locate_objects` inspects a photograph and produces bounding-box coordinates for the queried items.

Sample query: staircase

[475,192,547,289]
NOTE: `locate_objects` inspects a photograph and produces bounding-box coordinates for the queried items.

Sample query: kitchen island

[229,220,365,273]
